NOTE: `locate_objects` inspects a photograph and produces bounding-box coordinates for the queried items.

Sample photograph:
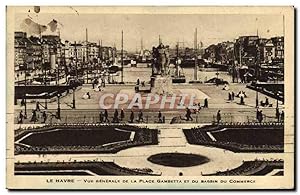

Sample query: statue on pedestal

[152,43,170,76]
[150,43,173,95]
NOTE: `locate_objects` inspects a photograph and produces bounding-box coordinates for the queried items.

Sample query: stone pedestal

[151,76,173,95]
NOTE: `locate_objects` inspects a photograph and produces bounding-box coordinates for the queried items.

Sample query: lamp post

[24,63,27,118]
[276,91,279,109]
[17,73,19,86]
[56,64,59,85]
[72,87,76,109]
[24,94,27,119]
[44,64,48,109]
[57,93,61,119]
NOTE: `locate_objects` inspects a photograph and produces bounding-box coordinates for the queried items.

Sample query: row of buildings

[203,35,284,66]
[202,35,284,82]
[14,31,126,71]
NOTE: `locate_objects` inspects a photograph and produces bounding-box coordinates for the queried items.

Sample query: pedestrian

[120,109,125,121]
[99,111,103,123]
[204,98,208,108]
[231,92,235,100]
[280,110,284,122]
[103,109,109,123]
[186,107,193,121]
[228,92,232,101]
[18,110,24,124]
[265,97,269,106]
[130,110,134,123]
[276,107,280,122]
[258,110,263,123]
[256,109,259,121]
[30,110,37,123]
[137,78,140,86]
[216,110,221,124]
[21,98,25,106]
[158,111,162,123]
[240,95,244,105]
[138,110,144,122]
[113,109,119,123]
[87,92,91,99]
[102,78,106,87]
[42,111,47,123]
[36,101,40,111]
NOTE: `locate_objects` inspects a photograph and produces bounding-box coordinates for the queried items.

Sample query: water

[119,66,232,83]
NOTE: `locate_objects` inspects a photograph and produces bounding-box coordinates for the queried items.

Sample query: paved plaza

[14,72,284,124]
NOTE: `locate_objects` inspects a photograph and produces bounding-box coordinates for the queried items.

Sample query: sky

[14,7,285,52]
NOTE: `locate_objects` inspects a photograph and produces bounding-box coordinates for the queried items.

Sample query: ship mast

[121,30,124,84]
[194,28,198,81]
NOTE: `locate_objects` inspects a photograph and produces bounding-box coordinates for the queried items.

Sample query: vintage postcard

[6,6,295,190]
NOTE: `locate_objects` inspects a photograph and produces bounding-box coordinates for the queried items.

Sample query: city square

[11,6,288,179]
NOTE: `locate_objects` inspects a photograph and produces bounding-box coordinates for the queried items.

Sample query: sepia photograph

[6,6,295,190]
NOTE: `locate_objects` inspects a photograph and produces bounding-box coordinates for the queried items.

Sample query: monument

[151,43,173,95]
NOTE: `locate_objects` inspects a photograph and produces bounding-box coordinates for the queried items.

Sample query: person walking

[158,111,162,123]
[138,110,144,122]
[30,109,37,123]
[258,110,263,123]
[18,110,24,124]
[216,110,221,124]
[186,107,193,121]
[204,98,208,108]
[36,101,40,111]
[103,109,109,123]
[231,92,235,100]
[276,107,280,122]
[99,111,103,123]
[113,109,119,123]
[280,110,284,122]
[42,111,47,123]
[130,110,134,123]
[228,92,232,101]
[102,78,106,87]
[21,98,25,106]
[120,109,125,121]
[265,97,269,106]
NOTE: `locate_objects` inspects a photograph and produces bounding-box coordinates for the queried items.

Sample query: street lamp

[276,91,279,109]
[72,87,76,109]
[24,94,27,119]
[17,73,19,86]
[57,93,61,119]
[24,64,27,118]
[44,64,48,109]
[56,64,59,85]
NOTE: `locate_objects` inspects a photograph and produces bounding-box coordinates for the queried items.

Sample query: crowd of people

[98,109,166,124]
[17,101,58,124]
[226,91,247,105]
